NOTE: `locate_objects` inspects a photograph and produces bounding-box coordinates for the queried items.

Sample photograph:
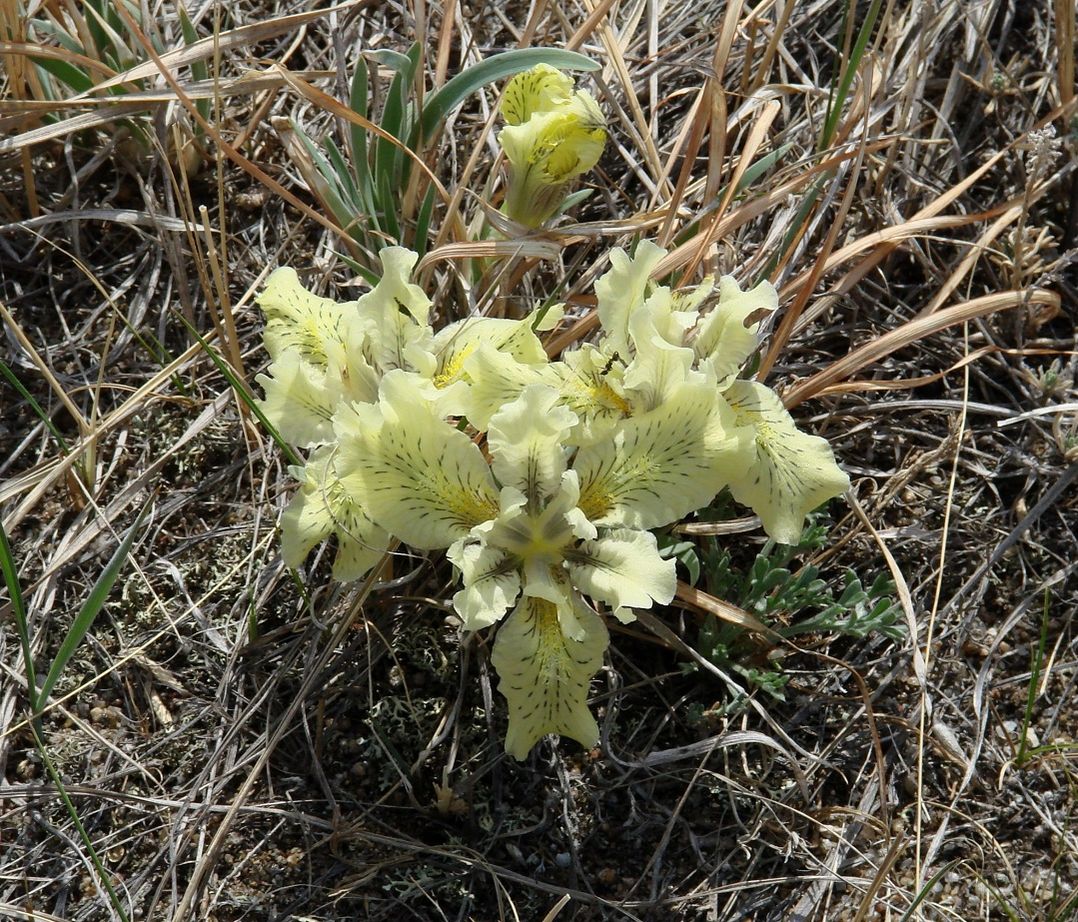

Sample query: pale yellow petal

[487,385,577,501]
[325,339,381,407]
[520,558,586,640]
[364,246,431,325]
[279,448,388,581]
[723,380,850,544]
[621,288,697,413]
[556,345,630,445]
[566,528,676,612]
[594,241,666,358]
[256,352,335,448]
[335,371,499,549]
[694,275,777,387]
[499,94,606,227]
[431,304,557,389]
[257,267,358,364]
[574,380,748,530]
[499,98,605,181]
[501,63,573,125]
[491,596,608,760]
[447,539,521,631]
[352,248,432,374]
[461,343,562,431]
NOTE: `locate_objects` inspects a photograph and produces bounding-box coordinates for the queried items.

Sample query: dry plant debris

[1,0,1076,920]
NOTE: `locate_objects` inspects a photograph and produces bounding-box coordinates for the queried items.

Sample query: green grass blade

[0,520,38,712]
[897,859,963,922]
[736,142,794,192]
[37,499,151,708]
[377,167,401,242]
[756,173,826,282]
[412,183,436,260]
[81,0,113,61]
[374,43,420,205]
[32,56,95,94]
[819,0,884,151]
[84,0,137,65]
[292,120,366,240]
[336,251,381,286]
[348,57,375,209]
[179,6,210,124]
[366,48,413,71]
[173,310,303,467]
[324,135,362,211]
[418,48,600,145]
[29,19,84,55]
[556,187,595,216]
[0,358,71,454]
[30,722,131,922]
[1017,589,1051,766]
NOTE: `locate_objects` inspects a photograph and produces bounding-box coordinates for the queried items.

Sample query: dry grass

[1,0,1076,919]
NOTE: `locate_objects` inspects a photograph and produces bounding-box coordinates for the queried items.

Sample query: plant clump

[257,226,849,758]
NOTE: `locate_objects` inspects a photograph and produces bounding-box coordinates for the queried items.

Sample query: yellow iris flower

[498,64,606,228]
[258,238,850,760]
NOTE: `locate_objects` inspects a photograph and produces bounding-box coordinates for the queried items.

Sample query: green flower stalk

[498,64,606,228]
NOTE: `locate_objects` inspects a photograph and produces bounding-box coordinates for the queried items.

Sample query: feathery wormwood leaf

[690,516,901,699]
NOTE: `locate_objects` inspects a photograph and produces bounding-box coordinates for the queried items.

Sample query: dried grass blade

[418,238,563,271]
[674,581,773,637]
[0,303,89,438]
[795,109,1076,323]
[780,209,1009,305]
[579,0,664,184]
[680,99,780,284]
[759,139,866,380]
[918,204,1025,316]
[87,1,368,93]
[1054,0,1075,109]
[810,344,1016,397]
[566,0,619,52]
[782,288,1061,408]
[0,39,118,77]
[655,88,707,247]
[846,490,924,685]
[656,137,893,280]
[704,0,747,200]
